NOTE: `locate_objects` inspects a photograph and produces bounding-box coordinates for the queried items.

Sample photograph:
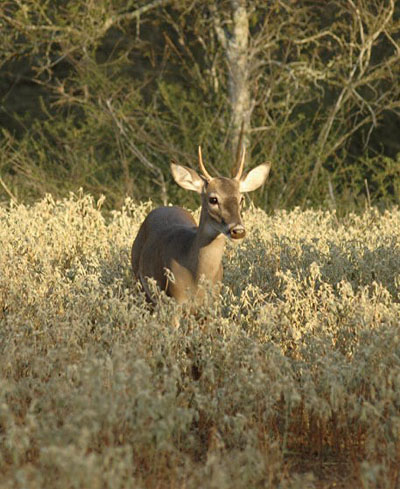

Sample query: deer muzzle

[229,224,246,240]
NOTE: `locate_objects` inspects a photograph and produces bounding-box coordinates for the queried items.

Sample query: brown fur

[131,155,270,303]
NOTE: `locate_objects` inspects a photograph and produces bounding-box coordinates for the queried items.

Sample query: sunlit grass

[1,193,400,488]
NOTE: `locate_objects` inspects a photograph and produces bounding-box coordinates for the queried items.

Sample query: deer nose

[230,224,246,240]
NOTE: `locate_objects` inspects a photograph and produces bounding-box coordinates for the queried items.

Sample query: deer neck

[191,207,226,281]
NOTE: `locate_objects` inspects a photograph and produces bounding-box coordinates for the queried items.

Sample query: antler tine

[234,121,245,168]
[198,146,212,181]
[232,120,246,179]
[234,145,246,180]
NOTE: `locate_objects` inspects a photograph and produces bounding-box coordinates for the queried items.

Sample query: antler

[198,146,212,181]
[234,145,246,180]
[233,120,246,180]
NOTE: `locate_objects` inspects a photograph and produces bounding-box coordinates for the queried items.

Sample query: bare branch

[0,177,18,204]
[102,0,172,33]
[104,100,168,204]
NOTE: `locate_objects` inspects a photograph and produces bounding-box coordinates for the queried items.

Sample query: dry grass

[1,193,400,488]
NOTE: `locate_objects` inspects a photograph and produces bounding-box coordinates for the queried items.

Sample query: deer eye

[209,196,218,205]
[240,196,245,205]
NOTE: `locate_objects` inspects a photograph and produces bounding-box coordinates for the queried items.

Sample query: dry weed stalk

[1,194,400,487]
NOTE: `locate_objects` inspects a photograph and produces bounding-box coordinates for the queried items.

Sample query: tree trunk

[228,0,250,164]
[213,0,251,167]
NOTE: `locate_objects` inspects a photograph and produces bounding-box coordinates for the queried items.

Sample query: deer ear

[170,162,205,194]
[239,162,271,192]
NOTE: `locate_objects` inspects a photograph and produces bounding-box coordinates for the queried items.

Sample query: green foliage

[0,0,400,210]
[1,194,400,486]
[341,153,400,209]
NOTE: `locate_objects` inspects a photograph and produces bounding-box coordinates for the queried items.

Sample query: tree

[1,0,399,210]
[211,0,252,163]
[206,0,400,207]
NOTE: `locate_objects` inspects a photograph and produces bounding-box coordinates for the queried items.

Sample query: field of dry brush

[1,193,400,488]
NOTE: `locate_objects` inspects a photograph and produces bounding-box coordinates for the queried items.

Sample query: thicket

[1,0,400,211]
[1,193,400,487]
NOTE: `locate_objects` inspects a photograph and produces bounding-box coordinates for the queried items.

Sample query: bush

[1,194,400,487]
[1,1,400,210]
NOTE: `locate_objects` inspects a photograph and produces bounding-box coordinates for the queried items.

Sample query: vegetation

[1,0,400,211]
[1,193,400,487]
[1,1,400,486]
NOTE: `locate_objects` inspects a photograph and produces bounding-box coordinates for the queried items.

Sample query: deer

[131,145,271,304]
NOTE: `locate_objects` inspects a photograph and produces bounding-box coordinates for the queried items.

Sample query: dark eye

[209,196,218,205]
[240,196,245,205]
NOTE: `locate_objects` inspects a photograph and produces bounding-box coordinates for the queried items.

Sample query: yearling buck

[131,146,270,304]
